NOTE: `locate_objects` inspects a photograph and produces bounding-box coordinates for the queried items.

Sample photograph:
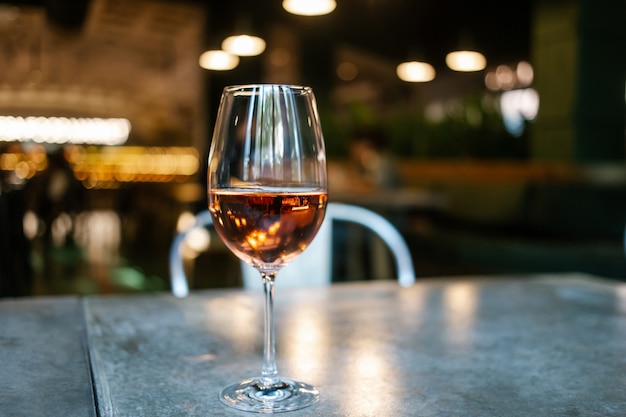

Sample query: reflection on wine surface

[209,189,328,269]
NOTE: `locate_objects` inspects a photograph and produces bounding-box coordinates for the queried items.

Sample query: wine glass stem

[261,272,278,385]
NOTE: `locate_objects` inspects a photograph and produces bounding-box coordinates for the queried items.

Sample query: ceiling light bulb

[396,61,436,82]
[198,50,239,71]
[445,51,486,72]
[283,0,336,16]
[222,35,266,57]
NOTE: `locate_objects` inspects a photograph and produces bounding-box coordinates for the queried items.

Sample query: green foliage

[324,93,530,160]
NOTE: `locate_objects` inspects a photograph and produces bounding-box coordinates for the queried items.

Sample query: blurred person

[332,127,403,282]
[349,127,402,189]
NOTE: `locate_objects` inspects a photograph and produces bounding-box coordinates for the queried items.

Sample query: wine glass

[207,84,328,413]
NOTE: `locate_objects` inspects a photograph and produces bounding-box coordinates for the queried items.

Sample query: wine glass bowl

[207,85,327,413]
[209,190,328,272]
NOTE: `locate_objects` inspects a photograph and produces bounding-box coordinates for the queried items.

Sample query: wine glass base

[220,376,319,413]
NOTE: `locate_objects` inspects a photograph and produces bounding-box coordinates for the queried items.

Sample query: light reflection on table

[340,335,397,416]
[81,274,626,417]
[197,293,260,351]
[282,303,332,379]
[443,282,479,347]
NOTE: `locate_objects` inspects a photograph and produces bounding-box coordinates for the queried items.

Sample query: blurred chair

[170,203,415,297]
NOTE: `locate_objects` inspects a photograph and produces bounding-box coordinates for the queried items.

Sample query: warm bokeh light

[396,61,436,82]
[74,210,121,264]
[22,210,39,240]
[282,0,336,16]
[185,227,211,253]
[198,50,239,71]
[64,145,200,188]
[222,35,266,57]
[0,116,131,145]
[485,61,534,91]
[445,50,487,72]
[176,210,212,256]
[0,144,48,182]
[176,211,197,232]
[51,213,72,247]
[495,64,516,90]
[516,60,534,86]
[484,72,499,91]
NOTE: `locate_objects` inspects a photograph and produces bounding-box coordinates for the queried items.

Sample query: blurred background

[0,0,625,297]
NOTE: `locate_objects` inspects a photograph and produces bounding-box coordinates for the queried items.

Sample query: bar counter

[3,273,626,416]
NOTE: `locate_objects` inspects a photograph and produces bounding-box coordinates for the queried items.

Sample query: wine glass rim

[223,84,313,95]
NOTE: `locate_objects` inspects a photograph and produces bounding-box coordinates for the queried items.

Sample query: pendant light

[283,0,336,16]
[198,50,239,71]
[222,34,266,57]
[396,61,436,82]
[445,50,486,72]
[445,31,487,72]
[221,17,266,57]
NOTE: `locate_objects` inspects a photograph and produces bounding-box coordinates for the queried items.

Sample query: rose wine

[209,189,328,270]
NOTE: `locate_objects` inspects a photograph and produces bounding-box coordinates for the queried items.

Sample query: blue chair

[170,203,415,297]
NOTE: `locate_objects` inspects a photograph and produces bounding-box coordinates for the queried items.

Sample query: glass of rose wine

[207,84,328,413]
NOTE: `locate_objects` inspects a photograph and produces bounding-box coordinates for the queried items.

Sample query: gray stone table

[0,296,96,417]
[83,273,626,416]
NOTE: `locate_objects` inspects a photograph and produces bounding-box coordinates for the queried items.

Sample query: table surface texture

[81,273,626,417]
[0,296,96,417]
